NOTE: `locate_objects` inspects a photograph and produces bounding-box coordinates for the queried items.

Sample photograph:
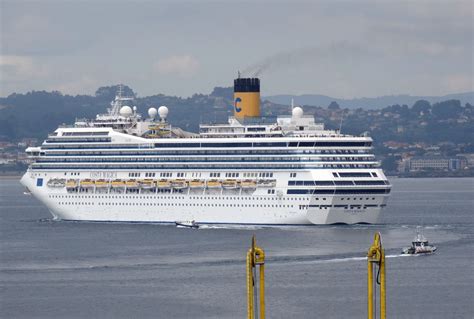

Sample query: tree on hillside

[411,100,431,115]
[328,101,340,110]
[210,87,233,100]
[432,100,462,119]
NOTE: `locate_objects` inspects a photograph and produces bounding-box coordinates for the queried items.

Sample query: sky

[1,0,473,98]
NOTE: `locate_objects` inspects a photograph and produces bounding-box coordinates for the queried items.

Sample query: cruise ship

[20,77,391,225]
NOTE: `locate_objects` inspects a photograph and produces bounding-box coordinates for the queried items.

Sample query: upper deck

[68,94,356,141]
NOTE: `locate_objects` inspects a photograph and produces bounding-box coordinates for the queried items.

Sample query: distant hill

[263,92,474,109]
[0,85,472,148]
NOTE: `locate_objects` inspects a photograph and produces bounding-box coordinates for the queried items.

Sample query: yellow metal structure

[246,235,265,319]
[234,92,261,118]
[367,232,386,319]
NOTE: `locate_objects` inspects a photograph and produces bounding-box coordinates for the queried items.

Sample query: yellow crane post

[367,232,386,319]
[246,235,265,319]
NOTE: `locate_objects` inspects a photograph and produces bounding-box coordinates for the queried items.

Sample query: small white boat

[47,178,66,188]
[402,229,437,255]
[206,179,222,189]
[241,180,257,189]
[257,180,276,188]
[138,179,155,189]
[222,179,238,189]
[171,179,188,189]
[175,220,199,229]
[189,180,205,188]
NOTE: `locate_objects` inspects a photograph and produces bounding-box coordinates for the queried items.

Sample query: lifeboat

[95,179,109,188]
[171,179,188,189]
[222,179,239,189]
[65,179,78,189]
[241,179,257,189]
[206,179,222,188]
[157,179,172,188]
[47,178,66,188]
[257,180,276,188]
[139,179,155,189]
[189,179,205,188]
[111,179,126,188]
[125,179,139,188]
[80,179,95,188]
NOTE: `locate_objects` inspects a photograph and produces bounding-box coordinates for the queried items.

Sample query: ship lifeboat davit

[222,179,239,189]
[47,178,66,188]
[206,179,222,189]
[139,179,156,189]
[241,179,257,189]
[257,180,276,188]
[95,179,109,188]
[66,179,78,189]
[189,179,205,188]
[125,179,139,188]
[80,179,95,188]
[157,179,171,188]
[171,179,188,189]
[111,179,126,188]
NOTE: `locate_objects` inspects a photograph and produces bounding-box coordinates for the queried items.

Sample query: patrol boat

[402,229,437,254]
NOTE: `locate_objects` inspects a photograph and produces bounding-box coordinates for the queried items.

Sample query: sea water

[0,178,473,318]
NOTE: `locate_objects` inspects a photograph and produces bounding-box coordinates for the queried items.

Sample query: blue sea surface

[0,177,473,318]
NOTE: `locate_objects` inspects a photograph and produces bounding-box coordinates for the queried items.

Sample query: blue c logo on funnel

[234,97,242,112]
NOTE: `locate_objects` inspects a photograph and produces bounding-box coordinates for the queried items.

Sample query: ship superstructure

[21,78,391,225]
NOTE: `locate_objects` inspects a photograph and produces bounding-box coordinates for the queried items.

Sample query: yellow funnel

[234,77,260,119]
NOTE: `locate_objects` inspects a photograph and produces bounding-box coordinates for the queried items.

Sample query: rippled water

[0,177,473,318]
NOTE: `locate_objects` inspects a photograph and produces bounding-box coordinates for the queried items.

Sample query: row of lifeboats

[61,178,276,190]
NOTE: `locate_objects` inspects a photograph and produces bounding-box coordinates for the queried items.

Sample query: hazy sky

[1,0,473,98]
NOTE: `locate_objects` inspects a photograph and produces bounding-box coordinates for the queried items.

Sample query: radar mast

[108,84,134,116]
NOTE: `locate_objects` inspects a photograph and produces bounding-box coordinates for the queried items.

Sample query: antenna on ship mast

[118,84,123,99]
[338,115,344,135]
[109,84,124,116]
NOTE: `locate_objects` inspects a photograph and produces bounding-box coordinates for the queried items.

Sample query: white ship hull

[21,172,387,225]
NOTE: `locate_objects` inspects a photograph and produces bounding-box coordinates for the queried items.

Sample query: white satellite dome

[120,105,133,117]
[148,107,158,119]
[292,106,304,119]
[158,105,169,120]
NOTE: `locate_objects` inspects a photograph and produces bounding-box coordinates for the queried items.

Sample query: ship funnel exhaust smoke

[242,42,360,77]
